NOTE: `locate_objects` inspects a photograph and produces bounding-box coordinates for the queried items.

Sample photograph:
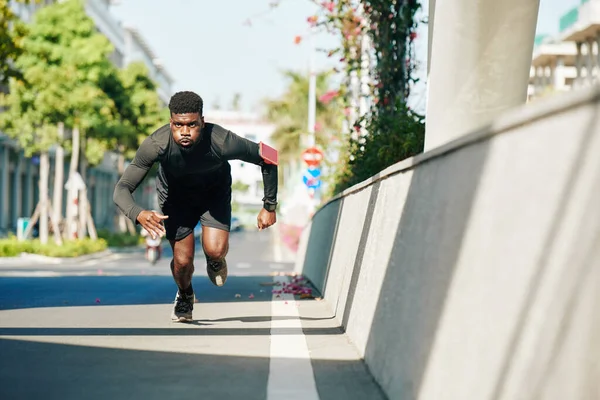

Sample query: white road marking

[267,275,319,400]
[269,263,285,270]
[236,262,252,269]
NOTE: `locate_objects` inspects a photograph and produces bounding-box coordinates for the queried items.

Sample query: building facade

[529,0,600,100]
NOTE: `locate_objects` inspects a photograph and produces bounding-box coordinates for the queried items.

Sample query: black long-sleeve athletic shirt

[113,122,278,223]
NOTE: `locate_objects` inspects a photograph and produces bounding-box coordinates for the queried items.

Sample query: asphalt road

[0,228,386,400]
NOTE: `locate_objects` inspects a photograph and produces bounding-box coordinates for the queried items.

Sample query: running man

[113,91,278,322]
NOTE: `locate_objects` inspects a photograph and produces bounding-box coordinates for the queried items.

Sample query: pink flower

[319,90,339,104]
[322,1,335,12]
[307,15,318,26]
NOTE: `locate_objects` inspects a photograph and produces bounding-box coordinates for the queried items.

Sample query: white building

[122,25,174,105]
[203,110,276,210]
[528,0,600,101]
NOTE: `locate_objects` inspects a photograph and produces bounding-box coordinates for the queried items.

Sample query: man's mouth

[179,139,192,146]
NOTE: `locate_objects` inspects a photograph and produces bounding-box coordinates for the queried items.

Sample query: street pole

[307,26,316,149]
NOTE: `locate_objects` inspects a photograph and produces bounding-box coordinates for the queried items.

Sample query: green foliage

[0,237,107,257]
[264,70,343,163]
[308,0,424,197]
[329,100,424,194]
[97,229,141,247]
[0,0,119,156]
[117,61,164,160]
[0,0,42,84]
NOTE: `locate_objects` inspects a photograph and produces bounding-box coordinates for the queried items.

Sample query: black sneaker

[171,291,194,323]
[207,259,228,287]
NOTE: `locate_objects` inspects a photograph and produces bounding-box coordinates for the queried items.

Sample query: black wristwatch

[263,201,277,212]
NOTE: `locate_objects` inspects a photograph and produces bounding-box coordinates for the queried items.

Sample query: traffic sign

[303,167,321,189]
[301,147,324,167]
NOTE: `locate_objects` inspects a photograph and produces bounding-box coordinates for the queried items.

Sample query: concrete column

[12,151,23,226]
[554,56,565,91]
[0,145,9,233]
[425,0,541,151]
[24,157,33,216]
[575,41,583,88]
[597,31,600,77]
[428,0,436,76]
[533,67,542,95]
[538,66,545,93]
[586,38,595,84]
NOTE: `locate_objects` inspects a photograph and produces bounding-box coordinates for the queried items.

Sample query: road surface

[0,228,386,400]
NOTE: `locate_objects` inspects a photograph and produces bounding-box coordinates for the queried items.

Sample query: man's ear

[200,116,205,127]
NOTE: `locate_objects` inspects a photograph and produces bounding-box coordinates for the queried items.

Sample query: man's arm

[217,129,278,208]
[113,137,160,223]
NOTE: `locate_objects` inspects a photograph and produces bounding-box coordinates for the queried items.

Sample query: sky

[110,0,582,115]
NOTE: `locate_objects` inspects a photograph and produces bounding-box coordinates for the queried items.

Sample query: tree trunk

[39,151,49,245]
[52,122,64,243]
[78,132,88,239]
[65,126,79,240]
[117,150,128,233]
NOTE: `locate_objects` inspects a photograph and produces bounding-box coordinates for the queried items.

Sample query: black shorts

[160,185,232,241]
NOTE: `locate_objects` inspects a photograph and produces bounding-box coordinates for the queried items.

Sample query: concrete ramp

[296,84,600,399]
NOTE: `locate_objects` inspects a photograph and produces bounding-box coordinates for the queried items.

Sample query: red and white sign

[301,147,324,167]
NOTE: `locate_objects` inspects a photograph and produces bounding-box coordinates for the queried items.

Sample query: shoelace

[175,295,193,313]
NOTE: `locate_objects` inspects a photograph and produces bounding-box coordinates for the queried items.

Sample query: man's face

[170,112,203,150]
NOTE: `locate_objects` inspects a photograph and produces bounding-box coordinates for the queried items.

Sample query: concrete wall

[295,84,600,399]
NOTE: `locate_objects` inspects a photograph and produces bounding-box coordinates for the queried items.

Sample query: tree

[0,0,121,243]
[117,61,164,160]
[0,0,42,85]
[111,61,164,233]
[264,70,343,185]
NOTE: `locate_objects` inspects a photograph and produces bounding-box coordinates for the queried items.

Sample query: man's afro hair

[168,91,203,115]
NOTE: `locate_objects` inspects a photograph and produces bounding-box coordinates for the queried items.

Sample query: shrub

[97,229,141,247]
[329,100,425,195]
[0,237,107,257]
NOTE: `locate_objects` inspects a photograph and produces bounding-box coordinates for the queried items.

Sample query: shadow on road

[0,275,319,311]
[0,338,384,400]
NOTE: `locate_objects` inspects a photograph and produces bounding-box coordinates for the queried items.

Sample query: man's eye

[175,123,182,127]
[190,123,197,127]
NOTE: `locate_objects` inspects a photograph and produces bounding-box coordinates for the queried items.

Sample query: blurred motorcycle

[140,228,162,265]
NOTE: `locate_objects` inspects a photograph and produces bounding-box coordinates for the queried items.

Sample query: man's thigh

[162,201,204,241]
[199,185,232,232]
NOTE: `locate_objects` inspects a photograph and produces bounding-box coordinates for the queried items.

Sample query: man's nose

[181,126,190,136]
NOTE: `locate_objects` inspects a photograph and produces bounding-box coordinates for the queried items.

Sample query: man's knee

[203,242,228,260]
[173,249,194,268]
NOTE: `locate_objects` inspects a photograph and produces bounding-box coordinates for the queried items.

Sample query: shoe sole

[171,316,193,323]
[208,265,227,287]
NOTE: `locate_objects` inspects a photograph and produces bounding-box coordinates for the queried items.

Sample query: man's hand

[257,209,276,230]
[137,210,168,239]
